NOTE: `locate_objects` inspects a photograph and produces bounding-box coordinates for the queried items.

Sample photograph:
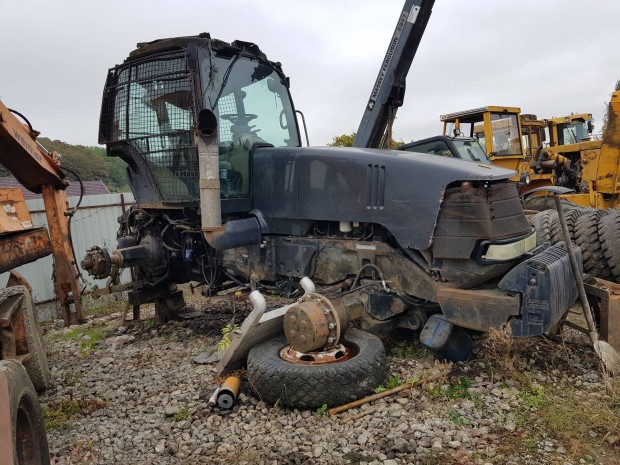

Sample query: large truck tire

[530,209,558,246]
[574,211,613,280]
[550,207,594,245]
[247,328,386,409]
[599,210,620,282]
[0,360,50,465]
[0,287,51,392]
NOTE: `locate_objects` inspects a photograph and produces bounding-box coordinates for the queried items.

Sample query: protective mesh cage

[100,50,199,203]
[217,93,236,144]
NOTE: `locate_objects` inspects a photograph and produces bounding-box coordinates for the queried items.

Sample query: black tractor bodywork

[83,34,578,341]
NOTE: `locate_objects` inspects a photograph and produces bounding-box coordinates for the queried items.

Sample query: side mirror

[452,127,461,137]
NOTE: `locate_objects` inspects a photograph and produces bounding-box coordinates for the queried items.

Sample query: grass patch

[507,379,620,460]
[427,377,472,400]
[447,408,469,426]
[172,406,189,422]
[144,318,157,329]
[385,334,430,359]
[66,327,107,354]
[43,398,106,431]
[48,324,109,355]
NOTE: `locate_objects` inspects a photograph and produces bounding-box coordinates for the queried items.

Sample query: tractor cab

[99,34,301,210]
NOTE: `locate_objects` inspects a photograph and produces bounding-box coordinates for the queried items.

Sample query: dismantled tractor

[78,30,587,408]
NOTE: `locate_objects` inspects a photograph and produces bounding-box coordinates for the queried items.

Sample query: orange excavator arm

[0,99,83,325]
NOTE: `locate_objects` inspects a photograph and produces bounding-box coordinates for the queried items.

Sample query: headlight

[520,172,531,185]
[482,231,537,261]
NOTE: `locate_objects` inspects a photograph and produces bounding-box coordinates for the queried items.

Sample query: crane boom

[353,0,434,148]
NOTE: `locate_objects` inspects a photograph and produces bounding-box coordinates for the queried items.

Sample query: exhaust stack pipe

[196,109,224,240]
[196,109,263,251]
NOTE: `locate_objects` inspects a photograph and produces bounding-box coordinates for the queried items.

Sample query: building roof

[0,176,110,200]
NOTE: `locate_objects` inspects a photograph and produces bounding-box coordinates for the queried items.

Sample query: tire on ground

[599,210,620,282]
[247,327,386,409]
[530,209,558,246]
[574,211,613,279]
[0,360,50,465]
[0,286,51,391]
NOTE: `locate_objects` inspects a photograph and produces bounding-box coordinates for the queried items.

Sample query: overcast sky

[1,0,619,149]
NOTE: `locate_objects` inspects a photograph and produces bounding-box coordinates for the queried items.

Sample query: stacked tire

[600,211,620,282]
[529,208,620,282]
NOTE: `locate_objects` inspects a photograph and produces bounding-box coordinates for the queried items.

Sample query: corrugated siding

[0,192,135,304]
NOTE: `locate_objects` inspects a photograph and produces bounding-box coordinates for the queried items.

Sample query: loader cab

[441,106,524,160]
[547,113,593,147]
[99,34,301,210]
[440,106,555,191]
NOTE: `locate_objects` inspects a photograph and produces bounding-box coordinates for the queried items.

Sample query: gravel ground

[40,295,620,465]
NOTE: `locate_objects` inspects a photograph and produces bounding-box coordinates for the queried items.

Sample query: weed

[172,406,189,422]
[217,322,239,351]
[427,377,472,400]
[482,323,516,371]
[374,374,403,393]
[43,398,106,430]
[519,384,546,410]
[469,391,484,408]
[445,377,472,399]
[62,370,82,387]
[58,327,107,355]
[510,379,620,459]
[387,339,429,359]
[144,318,157,329]
[447,408,468,426]
[315,404,328,416]
[82,297,128,319]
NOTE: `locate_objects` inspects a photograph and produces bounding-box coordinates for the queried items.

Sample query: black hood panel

[252,146,516,250]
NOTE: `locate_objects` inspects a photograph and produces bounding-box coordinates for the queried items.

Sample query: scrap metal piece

[215,291,293,375]
[216,376,240,409]
[583,278,620,353]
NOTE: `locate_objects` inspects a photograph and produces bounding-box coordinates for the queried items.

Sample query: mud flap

[499,243,581,337]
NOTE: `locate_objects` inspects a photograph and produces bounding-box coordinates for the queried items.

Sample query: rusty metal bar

[0,228,52,274]
[328,370,446,416]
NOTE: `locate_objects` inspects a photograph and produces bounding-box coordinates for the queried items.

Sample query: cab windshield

[452,139,491,164]
[488,113,522,156]
[557,121,590,145]
[200,52,299,148]
[199,51,300,198]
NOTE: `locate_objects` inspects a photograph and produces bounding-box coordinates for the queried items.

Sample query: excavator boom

[0,98,83,325]
[353,0,434,148]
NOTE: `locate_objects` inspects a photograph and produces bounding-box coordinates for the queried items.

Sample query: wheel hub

[279,343,355,365]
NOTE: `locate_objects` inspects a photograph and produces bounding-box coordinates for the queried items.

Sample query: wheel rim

[279,342,358,365]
